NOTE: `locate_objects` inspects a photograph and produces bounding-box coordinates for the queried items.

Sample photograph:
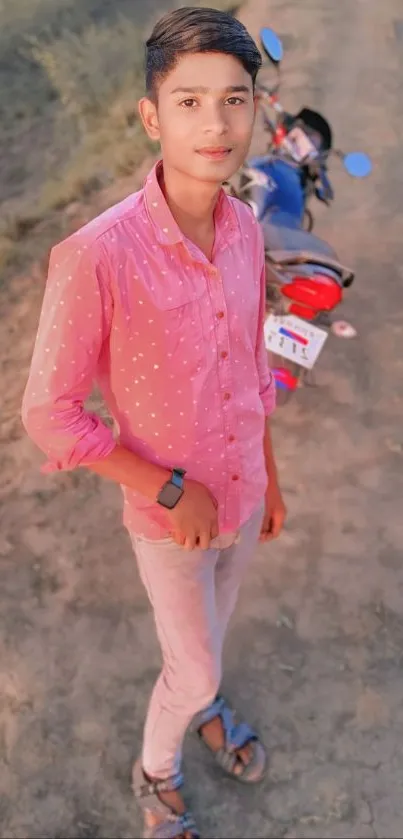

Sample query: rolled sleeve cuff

[40,413,117,474]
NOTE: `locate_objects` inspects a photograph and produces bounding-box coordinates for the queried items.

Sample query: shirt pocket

[144,279,209,374]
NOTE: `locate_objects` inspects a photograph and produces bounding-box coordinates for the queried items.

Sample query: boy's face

[139,52,256,185]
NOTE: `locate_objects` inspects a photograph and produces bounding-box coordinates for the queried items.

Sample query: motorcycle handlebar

[320,167,333,197]
[256,83,283,110]
[256,82,279,97]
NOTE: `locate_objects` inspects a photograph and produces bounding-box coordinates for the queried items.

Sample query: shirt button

[224,392,231,401]
[217,311,225,320]
[228,434,236,443]
[232,474,239,481]
[220,350,228,360]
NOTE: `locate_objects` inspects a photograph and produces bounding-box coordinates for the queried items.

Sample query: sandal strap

[215,746,239,775]
[137,771,184,799]
[132,762,200,837]
[150,811,199,839]
[193,694,226,728]
[194,695,257,752]
[193,696,266,784]
[133,762,184,814]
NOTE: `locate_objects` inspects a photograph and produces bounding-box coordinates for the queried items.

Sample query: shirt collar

[144,160,241,249]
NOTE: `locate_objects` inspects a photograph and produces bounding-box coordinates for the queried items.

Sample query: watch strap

[171,468,186,489]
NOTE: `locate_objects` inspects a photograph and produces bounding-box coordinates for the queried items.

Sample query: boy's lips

[196,147,233,161]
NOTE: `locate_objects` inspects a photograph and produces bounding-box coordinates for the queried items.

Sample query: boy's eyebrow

[170,84,251,95]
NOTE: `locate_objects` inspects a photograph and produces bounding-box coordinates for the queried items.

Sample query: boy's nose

[203,105,229,136]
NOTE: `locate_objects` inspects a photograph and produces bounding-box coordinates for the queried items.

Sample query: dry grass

[0,0,239,280]
[30,15,155,214]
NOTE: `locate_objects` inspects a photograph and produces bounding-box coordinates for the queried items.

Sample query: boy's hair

[145,6,262,98]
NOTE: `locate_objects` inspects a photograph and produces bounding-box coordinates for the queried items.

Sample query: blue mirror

[343,152,372,178]
[260,28,283,64]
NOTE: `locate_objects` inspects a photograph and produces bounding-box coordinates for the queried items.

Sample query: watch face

[158,482,183,509]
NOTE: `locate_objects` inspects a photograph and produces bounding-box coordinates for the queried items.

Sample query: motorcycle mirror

[343,152,372,178]
[260,28,283,65]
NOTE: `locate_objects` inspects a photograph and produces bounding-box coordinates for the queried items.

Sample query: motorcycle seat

[262,218,336,258]
[262,219,354,287]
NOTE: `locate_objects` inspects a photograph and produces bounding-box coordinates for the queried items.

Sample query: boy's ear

[138,96,160,141]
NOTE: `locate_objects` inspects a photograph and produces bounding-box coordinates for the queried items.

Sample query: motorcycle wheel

[268,352,302,406]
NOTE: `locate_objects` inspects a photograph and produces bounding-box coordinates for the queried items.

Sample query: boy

[22,7,286,838]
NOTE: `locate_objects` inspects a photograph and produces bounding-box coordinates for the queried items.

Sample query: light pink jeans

[130,504,264,779]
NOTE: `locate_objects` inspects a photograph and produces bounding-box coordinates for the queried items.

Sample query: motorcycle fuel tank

[245,156,305,224]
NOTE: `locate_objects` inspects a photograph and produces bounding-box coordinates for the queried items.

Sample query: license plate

[264,313,328,370]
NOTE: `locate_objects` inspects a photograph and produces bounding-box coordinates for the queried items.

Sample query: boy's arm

[261,417,286,541]
[22,235,218,549]
[255,226,277,420]
[21,236,117,472]
[254,224,287,540]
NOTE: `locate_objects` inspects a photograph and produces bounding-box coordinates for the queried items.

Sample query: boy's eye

[179,96,245,108]
[226,96,245,106]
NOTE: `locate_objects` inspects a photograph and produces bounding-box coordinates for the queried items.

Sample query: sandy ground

[1,0,403,836]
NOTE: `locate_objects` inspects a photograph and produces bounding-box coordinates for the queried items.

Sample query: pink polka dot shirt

[22,161,276,538]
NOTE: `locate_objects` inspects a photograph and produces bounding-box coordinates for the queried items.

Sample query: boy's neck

[160,164,221,259]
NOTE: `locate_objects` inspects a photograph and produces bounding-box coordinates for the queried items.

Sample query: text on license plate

[264,313,328,370]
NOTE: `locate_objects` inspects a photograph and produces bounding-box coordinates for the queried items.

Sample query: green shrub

[0,0,240,278]
[29,15,145,132]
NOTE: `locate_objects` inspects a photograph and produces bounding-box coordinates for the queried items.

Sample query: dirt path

[1,1,403,837]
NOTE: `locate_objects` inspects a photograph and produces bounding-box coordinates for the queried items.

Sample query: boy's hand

[260,480,287,542]
[167,480,219,550]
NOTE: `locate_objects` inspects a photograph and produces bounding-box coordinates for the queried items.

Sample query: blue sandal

[132,760,200,839]
[192,695,266,783]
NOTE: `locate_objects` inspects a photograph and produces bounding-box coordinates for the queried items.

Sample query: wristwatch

[157,468,186,509]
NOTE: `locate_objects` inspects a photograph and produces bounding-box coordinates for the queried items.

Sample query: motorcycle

[227,28,372,404]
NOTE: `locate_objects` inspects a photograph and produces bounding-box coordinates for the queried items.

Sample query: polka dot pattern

[21,161,276,539]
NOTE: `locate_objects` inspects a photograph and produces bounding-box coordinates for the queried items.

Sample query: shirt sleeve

[21,233,117,473]
[255,222,276,416]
